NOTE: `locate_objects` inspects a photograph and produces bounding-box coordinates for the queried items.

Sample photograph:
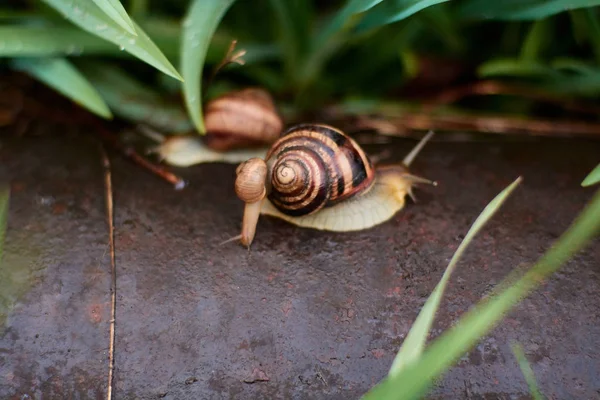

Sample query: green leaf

[582,164,600,187]
[520,20,552,61]
[0,25,119,57]
[180,0,237,134]
[388,177,522,377]
[40,0,182,81]
[456,0,600,21]
[0,187,8,266]
[268,0,312,85]
[92,0,137,36]
[362,187,600,400]
[353,0,451,33]
[79,61,193,133]
[478,58,561,79]
[11,57,112,119]
[511,343,545,400]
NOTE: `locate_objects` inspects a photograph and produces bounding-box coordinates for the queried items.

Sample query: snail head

[234,158,268,248]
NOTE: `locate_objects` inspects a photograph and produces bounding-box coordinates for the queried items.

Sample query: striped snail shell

[264,124,376,216]
[202,87,283,151]
[232,125,437,248]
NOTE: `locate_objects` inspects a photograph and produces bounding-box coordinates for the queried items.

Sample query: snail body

[144,87,282,166]
[234,124,436,247]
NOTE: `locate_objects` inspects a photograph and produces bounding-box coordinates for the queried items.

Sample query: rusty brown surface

[0,122,599,399]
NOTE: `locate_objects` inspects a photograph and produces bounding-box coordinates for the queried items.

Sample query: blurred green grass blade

[268,0,311,83]
[388,177,522,377]
[520,20,551,61]
[363,188,600,400]
[353,0,450,33]
[0,187,8,265]
[569,9,600,64]
[478,58,561,79]
[180,0,236,134]
[511,343,545,400]
[11,57,112,119]
[457,0,600,21]
[128,0,148,19]
[0,25,120,57]
[40,0,182,81]
[92,0,137,36]
[79,61,193,133]
[582,164,600,187]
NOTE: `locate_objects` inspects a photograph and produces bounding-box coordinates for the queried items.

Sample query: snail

[232,123,437,248]
[141,87,283,166]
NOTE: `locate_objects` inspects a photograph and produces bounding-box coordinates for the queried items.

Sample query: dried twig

[422,80,600,116]
[93,123,187,190]
[204,39,247,99]
[100,146,117,400]
[350,113,600,139]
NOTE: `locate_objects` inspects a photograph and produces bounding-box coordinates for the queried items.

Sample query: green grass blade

[180,0,236,134]
[363,188,600,400]
[457,0,600,21]
[0,25,121,57]
[79,61,193,133]
[11,57,112,119]
[511,343,545,400]
[91,0,137,36]
[40,0,182,81]
[388,177,522,377]
[582,163,600,187]
[0,187,8,266]
[478,58,561,79]
[353,0,451,33]
[520,20,551,61]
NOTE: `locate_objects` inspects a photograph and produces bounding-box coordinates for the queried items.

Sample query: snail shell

[264,124,376,216]
[203,87,283,151]
[233,124,436,247]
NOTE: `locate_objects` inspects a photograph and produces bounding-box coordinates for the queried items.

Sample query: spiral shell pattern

[265,124,375,217]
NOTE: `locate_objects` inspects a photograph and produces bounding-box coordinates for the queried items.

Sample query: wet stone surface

[0,132,599,400]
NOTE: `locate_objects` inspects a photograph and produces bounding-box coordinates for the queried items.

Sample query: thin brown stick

[100,146,117,400]
[350,113,600,139]
[204,39,247,100]
[94,123,187,190]
[422,80,600,116]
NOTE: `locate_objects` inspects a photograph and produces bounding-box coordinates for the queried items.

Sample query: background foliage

[1,0,600,135]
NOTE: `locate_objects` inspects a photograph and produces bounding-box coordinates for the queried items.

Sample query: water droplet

[119,45,125,51]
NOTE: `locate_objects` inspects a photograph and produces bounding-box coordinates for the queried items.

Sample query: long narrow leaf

[511,343,545,400]
[353,0,450,33]
[12,57,112,119]
[0,25,119,57]
[41,0,182,81]
[582,163,600,187]
[92,0,137,36]
[456,0,600,21]
[79,61,193,132]
[388,177,522,377]
[180,0,237,134]
[363,188,600,400]
[0,187,8,265]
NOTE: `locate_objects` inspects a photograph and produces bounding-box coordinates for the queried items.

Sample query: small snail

[143,87,283,166]
[233,123,437,247]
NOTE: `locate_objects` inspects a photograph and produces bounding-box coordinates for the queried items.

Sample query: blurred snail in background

[142,87,283,166]
[231,123,437,248]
